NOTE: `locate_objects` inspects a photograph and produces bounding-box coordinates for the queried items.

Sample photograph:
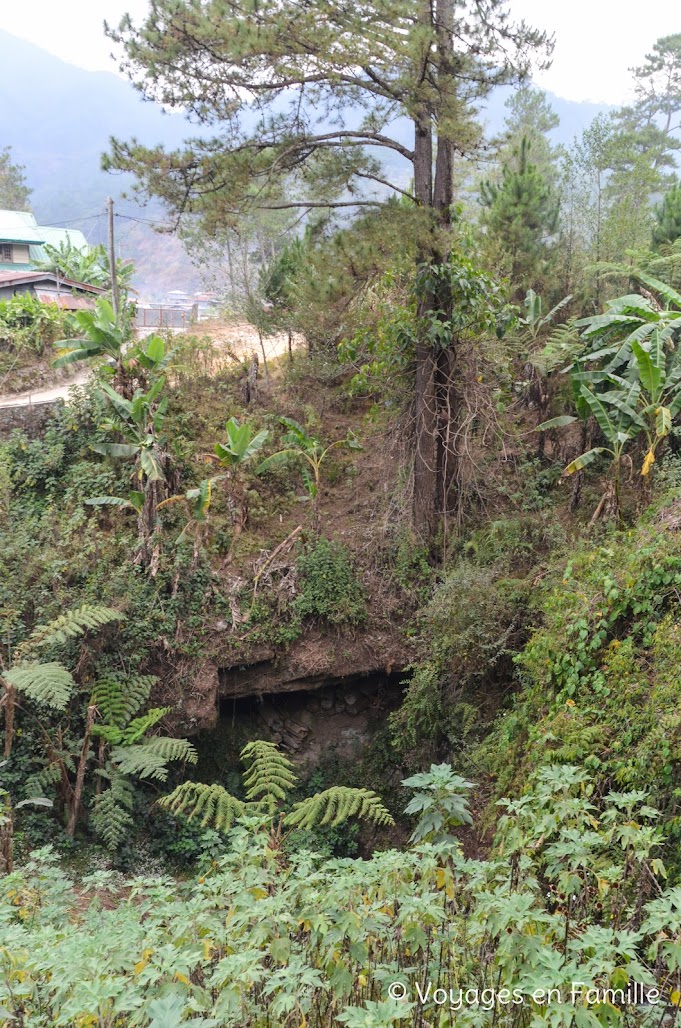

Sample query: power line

[38,212,104,227]
[115,212,173,229]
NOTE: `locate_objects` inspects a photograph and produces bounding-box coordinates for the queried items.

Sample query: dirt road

[0,321,298,410]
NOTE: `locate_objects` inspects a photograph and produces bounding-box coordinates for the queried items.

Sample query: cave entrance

[214,670,405,767]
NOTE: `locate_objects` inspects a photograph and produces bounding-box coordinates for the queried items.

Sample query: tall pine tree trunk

[412,0,456,546]
[412,109,440,542]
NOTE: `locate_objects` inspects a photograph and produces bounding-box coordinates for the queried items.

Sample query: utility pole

[107,197,119,317]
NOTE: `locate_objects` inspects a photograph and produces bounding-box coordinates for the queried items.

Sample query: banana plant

[157,476,225,562]
[53,298,131,387]
[574,274,681,378]
[539,280,681,522]
[258,417,361,537]
[519,288,572,342]
[211,417,269,469]
[87,379,169,564]
[205,417,269,537]
[564,381,644,526]
[92,379,167,483]
[130,333,174,383]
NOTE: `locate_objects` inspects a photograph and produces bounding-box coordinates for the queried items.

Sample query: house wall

[0,283,36,302]
[0,244,31,265]
[12,244,30,264]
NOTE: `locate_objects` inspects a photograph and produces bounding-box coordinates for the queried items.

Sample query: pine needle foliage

[241,740,297,808]
[161,740,393,838]
[284,787,395,830]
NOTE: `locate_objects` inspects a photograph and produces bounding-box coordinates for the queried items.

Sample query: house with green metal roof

[0,210,88,272]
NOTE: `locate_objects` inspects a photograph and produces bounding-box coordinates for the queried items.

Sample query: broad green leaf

[633,271,681,310]
[631,339,663,398]
[536,415,578,431]
[579,387,616,441]
[85,495,136,508]
[144,335,166,363]
[139,448,164,482]
[656,406,672,438]
[564,447,606,475]
[91,443,140,458]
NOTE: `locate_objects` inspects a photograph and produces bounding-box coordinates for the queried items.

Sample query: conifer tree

[0,147,31,211]
[104,0,551,543]
[653,181,681,247]
[494,86,561,185]
[479,137,559,296]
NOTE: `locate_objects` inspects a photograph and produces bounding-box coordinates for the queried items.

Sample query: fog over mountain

[0,29,611,299]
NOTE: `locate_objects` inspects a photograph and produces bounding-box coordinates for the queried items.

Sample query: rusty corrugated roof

[35,291,96,310]
[0,270,104,292]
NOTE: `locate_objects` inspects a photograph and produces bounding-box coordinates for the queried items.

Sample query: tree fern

[241,740,297,808]
[24,762,63,801]
[160,781,247,832]
[284,787,395,830]
[91,772,135,849]
[160,741,393,841]
[93,707,169,746]
[2,662,76,710]
[24,605,124,653]
[111,737,197,781]
[91,674,156,728]
[533,322,582,376]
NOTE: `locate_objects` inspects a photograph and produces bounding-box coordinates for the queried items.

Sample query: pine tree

[493,86,561,186]
[611,34,681,176]
[0,147,31,210]
[480,137,559,296]
[653,182,681,247]
[103,0,551,544]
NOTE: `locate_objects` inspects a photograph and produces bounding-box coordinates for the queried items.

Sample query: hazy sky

[0,0,678,106]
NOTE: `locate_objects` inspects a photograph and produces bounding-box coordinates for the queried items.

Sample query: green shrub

[0,766,678,1026]
[295,539,367,625]
[476,513,681,826]
[392,561,529,754]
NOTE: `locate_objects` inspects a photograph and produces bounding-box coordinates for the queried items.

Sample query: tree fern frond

[159,781,247,831]
[25,605,124,652]
[284,787,395,830]
[533,323,582,375]
[3,662,76,710]
[111,737,197,781]
[91,772,135,849]
[91,674,156,727]
[24,762,62,800]
[91,723,124,745]
[240,740,297,805]
[119,707,170,744]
